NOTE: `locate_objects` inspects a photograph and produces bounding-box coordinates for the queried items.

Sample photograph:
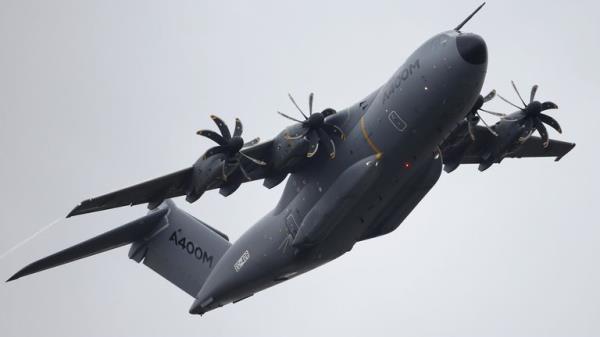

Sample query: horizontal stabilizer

[9,200,232,299]
[7,208,168,282]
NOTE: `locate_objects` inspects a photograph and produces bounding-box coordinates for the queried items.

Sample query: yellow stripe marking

[360,116,383,160]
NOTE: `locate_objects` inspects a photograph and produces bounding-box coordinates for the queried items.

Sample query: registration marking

[233,250,250,272]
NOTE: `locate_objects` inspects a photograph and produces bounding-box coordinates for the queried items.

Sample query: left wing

[506,136,576,162]
[442,125,575,165]
[67,140,274,217]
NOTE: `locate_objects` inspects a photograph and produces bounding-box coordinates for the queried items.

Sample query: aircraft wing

[67,168,193,217]
[449,126,575,164]
[505,137,576,161]
[67,140,274,217]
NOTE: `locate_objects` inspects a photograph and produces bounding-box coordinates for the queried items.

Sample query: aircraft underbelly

[310,154,442,256]
[361,155,442,240]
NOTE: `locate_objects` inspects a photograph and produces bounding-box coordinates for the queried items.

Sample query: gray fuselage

[191,30,488,314]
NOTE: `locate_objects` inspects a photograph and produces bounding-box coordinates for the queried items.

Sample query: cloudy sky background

[1,1,598,336]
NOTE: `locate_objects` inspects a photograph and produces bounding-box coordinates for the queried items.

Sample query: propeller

[497,81,561,148]
[196,115,265,181]
[466,89,502,140]
[277,93,345,159]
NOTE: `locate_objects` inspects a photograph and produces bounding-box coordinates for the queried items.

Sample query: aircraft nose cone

[456,33,487,65]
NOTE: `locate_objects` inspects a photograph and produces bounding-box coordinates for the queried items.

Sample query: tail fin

[8,200,231,297]
[129,200,231,296]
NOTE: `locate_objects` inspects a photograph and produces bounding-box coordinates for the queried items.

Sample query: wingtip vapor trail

[1,217,63,269]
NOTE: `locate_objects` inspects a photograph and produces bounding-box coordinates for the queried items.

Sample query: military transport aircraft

[7,3,574,315]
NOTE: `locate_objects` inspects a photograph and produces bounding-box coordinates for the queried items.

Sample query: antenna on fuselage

[454,2,486,31]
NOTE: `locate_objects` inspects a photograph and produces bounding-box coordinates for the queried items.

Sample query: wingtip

[66,207,78,218]
[6,273,20,282]
[66,201,89,218]
[555,142,576,162]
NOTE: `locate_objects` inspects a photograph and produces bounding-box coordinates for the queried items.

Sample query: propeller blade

[202,146,227,159]
[277,111,304,124]
[479,108,506,117]
[239,151,267,166]
[317,128,336,159]
[483,89,496,102]
[497,93,524,110]
[288,93,308,120]
[210,115,231,140]
[284,127,310,140]
[221,159,239,181]
[534,118,549,148]
[238,163,252,181]
[501,110,527,121]
[467,113,480,124]
[468,120,476,141]
[196,130,227,146]
[322,108,337,117]
[511,80,527,107]
[476,112,498,136]
[541,101,559,111]
[518,128,534,143]
[530,84,538,103]
[221,162,227,181]
[233,118,243,138]
[538,113,562,133]
[322,123,346,140]
[243,137,261,147]
[309,92,314,116]
[306,130,320,158]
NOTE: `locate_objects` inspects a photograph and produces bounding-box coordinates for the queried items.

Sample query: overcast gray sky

[1,1,598,336]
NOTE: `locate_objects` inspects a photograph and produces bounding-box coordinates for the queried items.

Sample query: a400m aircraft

[8,4,575,315]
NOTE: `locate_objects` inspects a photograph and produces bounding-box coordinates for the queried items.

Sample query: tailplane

[8,200,231,297]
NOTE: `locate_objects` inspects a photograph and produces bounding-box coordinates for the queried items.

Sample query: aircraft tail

[7,200,231,297]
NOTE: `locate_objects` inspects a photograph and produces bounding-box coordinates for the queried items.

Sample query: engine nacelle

[269,125,310,174]
[186,155,223,203]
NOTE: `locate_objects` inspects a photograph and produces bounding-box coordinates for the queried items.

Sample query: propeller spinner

[466,89,501,140]
[277,93,345,159]
[197,115,265,181]
[497,81,561,147]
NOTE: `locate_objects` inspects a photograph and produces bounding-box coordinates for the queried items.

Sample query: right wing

[68,139,275,217]
[67,168,193,217]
